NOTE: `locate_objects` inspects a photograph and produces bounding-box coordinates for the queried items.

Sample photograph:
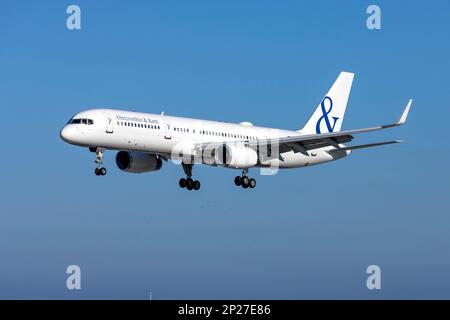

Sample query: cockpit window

[69,118,94,125]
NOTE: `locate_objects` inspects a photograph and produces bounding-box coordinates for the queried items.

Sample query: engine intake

[115,151,162,173]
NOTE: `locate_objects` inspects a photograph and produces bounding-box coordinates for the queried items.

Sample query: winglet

[397,99,412,125]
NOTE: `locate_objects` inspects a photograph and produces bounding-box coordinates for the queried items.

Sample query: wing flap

[328,140,403,153]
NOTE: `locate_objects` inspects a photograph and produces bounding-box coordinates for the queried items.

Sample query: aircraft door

[163,119,172,139]
[104,112,114,134]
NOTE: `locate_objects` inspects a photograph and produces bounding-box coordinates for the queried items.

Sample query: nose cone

[60,125,76,143]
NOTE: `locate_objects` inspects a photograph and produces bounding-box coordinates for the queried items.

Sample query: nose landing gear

[179,162,201,191]
[234,169,256,189]
[93,147,107,176]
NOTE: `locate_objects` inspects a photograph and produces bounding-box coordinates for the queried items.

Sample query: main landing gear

[234,169,256,189]
[179,162,200,191]
[92,147,107,176]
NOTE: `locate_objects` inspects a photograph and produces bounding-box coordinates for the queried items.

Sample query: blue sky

[0,0,449,299]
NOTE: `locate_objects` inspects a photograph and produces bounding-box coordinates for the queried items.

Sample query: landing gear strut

[93,148,107,176]
[234,169,256,189]
[179,162,200,191]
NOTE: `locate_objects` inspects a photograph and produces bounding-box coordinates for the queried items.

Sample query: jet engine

[115,151,162,173]
[215,144,258,168]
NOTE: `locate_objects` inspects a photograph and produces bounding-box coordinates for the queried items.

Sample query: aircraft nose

[60,125,76,143]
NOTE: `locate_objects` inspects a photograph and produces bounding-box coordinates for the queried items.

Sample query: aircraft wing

[247,99,412,155]
[327,140,403,154]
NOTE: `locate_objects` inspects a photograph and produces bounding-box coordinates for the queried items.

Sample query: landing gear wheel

[234,176,242,186]
[249,178,256,189]
[186,178,194,191]
[95,167,107,176]
[193,180,201,190]
[179,178,186,188]
[242,176,250,188]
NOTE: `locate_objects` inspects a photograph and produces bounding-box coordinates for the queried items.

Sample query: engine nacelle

[115,151,162,173]
[215,144,258,168]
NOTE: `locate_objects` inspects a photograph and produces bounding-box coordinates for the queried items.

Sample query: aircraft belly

[261,148,347,168]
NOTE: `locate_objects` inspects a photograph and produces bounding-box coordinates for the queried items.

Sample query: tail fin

[300,71,354,134]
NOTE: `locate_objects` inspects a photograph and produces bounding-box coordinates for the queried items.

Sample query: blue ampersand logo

[316,96,339,134]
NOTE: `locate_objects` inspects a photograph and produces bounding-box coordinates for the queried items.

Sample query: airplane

[60,72,412,191]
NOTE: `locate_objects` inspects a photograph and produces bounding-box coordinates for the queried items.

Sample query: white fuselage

[60,108,349,170]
